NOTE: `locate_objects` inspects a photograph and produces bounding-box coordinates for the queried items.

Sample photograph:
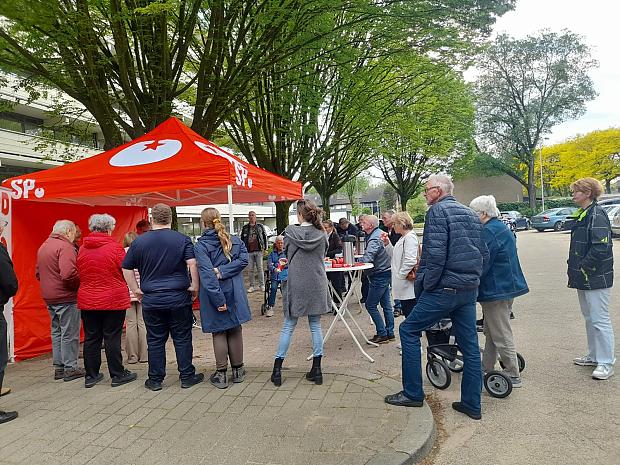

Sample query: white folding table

[317,263,378,363]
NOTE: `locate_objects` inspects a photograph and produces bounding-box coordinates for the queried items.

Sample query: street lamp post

[539,143,545,212]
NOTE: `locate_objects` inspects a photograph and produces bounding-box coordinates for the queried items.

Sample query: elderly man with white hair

[385,174,489,421]
[469,195,528,387]
[36,219,85,382]
[359,214,394,344]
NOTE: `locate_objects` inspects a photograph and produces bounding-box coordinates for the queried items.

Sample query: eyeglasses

[0,220,7,228]
[423,186,441,194]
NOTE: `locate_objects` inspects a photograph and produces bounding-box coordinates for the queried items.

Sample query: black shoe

[387,334,396,341]
[181,373,204,389]
[111,369,137,387]
[393,309,402,318]
[85,373,104,388]
[384,392,423,407]
[145,379,162,391]
[305,356,323,385]
[452,402,481,420]
[0,410,18,424]
[369,335,389,344]
[510,312,515,319]
[271,358,284,387]
[54,367,65,380]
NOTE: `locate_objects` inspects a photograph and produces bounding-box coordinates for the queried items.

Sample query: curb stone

[331,368,437,465]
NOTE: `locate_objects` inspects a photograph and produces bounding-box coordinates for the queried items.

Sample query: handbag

[402,235,422,281]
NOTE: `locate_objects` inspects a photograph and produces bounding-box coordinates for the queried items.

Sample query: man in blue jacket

[385,175,489,420]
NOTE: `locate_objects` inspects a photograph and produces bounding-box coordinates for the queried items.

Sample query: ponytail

[201,208,233,259]
[297,200,324,231]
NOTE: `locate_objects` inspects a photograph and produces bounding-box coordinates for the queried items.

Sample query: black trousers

[142,305,195,382]
[81,310,126,379]
[0,310,8,392]
[401,298,417,318]
[327,271,345,300]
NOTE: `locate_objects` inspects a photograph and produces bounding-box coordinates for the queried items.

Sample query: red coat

[77,232,130,311]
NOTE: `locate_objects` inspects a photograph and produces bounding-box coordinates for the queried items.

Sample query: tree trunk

[318,190,332,218]
[605,179,611,194]
[275,201,293,233]
[399,193,410,211]
[527,160,537,210]
[171,206,178,231]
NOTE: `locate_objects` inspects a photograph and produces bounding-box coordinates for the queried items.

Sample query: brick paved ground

[0,276,431,465]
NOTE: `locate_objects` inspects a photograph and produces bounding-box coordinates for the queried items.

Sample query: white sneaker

[592,364,614,380]
[573,355,597,366]
[247,286,255,293]
[265,306,274,317]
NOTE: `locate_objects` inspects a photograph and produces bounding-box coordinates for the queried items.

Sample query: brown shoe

[54,368,65,380]
[63,367,86,382]
[369,335,390,344]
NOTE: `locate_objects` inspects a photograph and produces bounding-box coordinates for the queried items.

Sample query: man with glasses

[384,174,489,421]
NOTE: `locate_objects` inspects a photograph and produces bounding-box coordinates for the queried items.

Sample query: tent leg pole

[227,185,234,234]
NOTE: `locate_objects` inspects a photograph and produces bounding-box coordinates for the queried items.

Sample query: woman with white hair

[469,195,529,387]
[77,214,137,388]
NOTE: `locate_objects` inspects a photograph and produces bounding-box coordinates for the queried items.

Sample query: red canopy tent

[1,117,302,360]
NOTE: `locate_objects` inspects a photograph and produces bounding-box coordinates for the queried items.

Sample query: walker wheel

[498,353,526,373]
[484,371,513,398]
[260,303,267,315]
[426,358,451,390]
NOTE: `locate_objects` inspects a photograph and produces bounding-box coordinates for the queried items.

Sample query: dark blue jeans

[268,279,280,307]
[400,288,481,414]
[365,270,394,337]
[142,304,196,382]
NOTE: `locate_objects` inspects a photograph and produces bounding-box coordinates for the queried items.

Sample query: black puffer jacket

[415,195,489,296]
[567,201,613,290]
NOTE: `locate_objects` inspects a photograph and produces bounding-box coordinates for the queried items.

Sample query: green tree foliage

[474,30,598,209]
[373,62,475,209]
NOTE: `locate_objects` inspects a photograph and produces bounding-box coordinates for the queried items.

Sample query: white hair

[365,215,379,228]
[88,214,116,233]
[275,235,284,242]
[52,220,76,235]
[427,174,454,195]
[470,195,500,218]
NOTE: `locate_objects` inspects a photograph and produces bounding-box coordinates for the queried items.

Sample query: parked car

[563,204,620,231]
[499,211,530,231]
[530,207,578,232]
[612,209,620,237]
[599,197,620,206]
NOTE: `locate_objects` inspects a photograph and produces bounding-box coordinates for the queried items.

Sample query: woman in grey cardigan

[271,200,331,386]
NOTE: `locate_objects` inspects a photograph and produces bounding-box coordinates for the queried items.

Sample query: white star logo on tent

[109,139,182,167]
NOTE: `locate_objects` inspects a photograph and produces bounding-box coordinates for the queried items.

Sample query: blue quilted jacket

[415,196,489,295]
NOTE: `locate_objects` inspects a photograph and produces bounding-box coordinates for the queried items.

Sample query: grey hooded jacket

[283,224,331,318]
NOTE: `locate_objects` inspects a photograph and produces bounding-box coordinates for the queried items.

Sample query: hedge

[497,198,575,218]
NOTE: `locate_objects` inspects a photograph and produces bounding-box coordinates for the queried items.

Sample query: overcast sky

[489,0,620,145]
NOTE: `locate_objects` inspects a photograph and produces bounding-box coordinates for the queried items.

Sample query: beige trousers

[125,302,148,363]
[481,299,519,377]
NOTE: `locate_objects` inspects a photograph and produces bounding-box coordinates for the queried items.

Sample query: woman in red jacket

[77,214,137,388]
